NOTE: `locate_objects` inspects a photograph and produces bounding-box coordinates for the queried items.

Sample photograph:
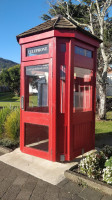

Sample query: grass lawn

[106,111,112,120]
[0,92,20,107]
[0,92,112,136]
[95,110,112,135]
[95,120,112,135]
[29,94,38,107]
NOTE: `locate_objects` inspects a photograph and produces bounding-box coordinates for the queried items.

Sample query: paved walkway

[0,149,112,200]
[0,163,111,199]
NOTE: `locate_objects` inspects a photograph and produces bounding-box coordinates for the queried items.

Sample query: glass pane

[60,65,66,113]
[25,123,49,152]
[86,50,92,58]
[73,67,93,112]
[61,44,66,52]
[75,46,92,58]
[75,46,85,56]
[25,64,49,112]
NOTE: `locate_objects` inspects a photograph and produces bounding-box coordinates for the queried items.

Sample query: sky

[0,1,112,64]
[0,0,50,63]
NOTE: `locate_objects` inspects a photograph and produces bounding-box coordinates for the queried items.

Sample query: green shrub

[102,145,112,159]
[0,107,12,137]
[4,108,20,140]
[0,138,19,148]
[105,157,112,167]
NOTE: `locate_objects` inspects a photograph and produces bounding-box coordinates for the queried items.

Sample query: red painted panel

[19,30,55,44]
[22,111,49,125]
[75,40,94,51]
[73,122,92,151]
[56,38,70,161]
[75,30,100,48]
[54,29,75,38]
[23,147,49,160]
[19,29,100,49]
[68,39,96,161]
[75,55,93,69]
[56,115,65,154]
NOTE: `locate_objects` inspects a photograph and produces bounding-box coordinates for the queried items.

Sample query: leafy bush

[0,65,20,95]
[0,107,12,137]
[79,151,106,179]
[105,157,112,168]
[4,108,20,140]
[103,167,112,185]
[102,145,112,159]
[0,138,19,149]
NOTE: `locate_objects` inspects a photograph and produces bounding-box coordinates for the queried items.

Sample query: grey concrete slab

[16,189,32,200]
[0,179,13,199]
[30,180,49,200]
[13,177,28,186]
[1,185,21,200]
[44,185,60,200]
[59,180,83,195]
[71,195,84,200]
[57,178,69,188]
[0,148,79,185]
[79,187,104,200]
[101,195,112,200]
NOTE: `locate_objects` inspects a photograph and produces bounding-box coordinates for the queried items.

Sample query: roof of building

[108,70,112,75]
[16,15,102,43]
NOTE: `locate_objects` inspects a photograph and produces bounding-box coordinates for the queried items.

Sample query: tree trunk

[98,82,106,119]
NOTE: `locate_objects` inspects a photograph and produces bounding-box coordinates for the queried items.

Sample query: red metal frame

[19,29,100,162]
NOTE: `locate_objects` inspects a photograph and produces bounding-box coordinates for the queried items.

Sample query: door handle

[21,96,24,110]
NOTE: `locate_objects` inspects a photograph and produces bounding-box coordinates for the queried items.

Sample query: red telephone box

[17,16,101,162]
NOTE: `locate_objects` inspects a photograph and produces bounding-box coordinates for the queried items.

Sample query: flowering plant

[103,167,112,185]
[79,151,106,179]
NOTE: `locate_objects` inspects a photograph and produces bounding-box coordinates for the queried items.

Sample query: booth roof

[16,15,102,43]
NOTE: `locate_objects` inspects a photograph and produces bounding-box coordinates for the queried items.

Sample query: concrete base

[0,148,79,185]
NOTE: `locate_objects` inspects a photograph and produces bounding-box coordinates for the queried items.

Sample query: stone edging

[64,165,112,196]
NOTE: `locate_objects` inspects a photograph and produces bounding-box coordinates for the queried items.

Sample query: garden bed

[65,146,112,196]
[65,165,112,196]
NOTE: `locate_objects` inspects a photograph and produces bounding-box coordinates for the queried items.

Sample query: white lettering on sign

[26,64,49,76]
[26,44,49,57]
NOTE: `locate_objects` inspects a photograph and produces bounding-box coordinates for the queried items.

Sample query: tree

[41,0,112,119]
[0,65,20,95]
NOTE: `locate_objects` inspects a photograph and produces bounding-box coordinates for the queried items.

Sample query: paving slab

[0,161,111,200]
[0,148,79,185]
[101,195,112,200]
[79,187,104,200]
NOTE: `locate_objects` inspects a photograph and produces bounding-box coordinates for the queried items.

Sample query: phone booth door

[20,58,52,160]
[70,41,95,160]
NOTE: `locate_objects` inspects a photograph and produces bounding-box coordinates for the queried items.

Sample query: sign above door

[26,44,49,57]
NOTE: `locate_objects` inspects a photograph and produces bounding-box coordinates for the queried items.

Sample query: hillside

[0,58,18,71]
